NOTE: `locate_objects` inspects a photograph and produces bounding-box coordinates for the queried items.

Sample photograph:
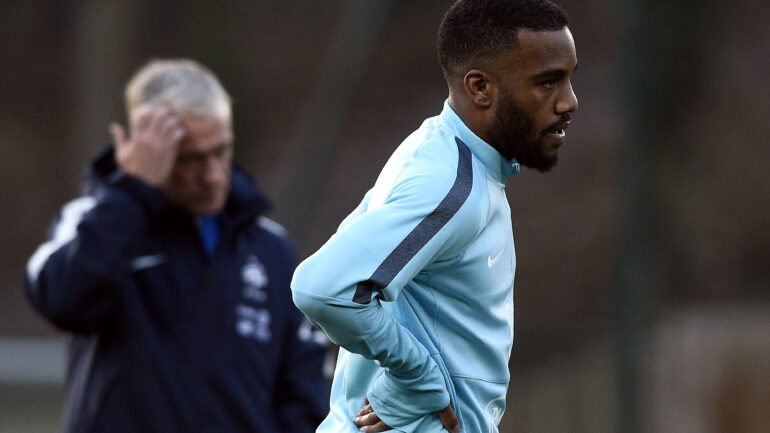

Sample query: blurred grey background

[1,1,768,432]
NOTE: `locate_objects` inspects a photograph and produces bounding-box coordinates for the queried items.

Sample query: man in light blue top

[291,1,578,431]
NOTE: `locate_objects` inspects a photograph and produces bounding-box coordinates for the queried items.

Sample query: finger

[439,404,460,433]
[359,420,391,432]
[357,403,373,417]
[163,116,186,144]
[353,411,381,428]
[145,107,174,138]
[134,106,176,144]
[109,123,128,147]
[130,104,158,132]
[170,122,186,143]
[358,396,372,416]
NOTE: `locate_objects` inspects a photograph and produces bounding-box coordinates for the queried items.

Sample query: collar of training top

[439,99,520,183]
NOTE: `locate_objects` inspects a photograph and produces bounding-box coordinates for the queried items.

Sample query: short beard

[488,92,558,173]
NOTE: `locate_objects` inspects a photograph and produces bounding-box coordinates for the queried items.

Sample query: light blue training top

[292,100,520,433]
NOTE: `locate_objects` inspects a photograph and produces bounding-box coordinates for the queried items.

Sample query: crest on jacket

[486,395,506,432]
[241,255,269,302]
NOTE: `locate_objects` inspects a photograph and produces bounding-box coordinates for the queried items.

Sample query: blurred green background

[1,1,768,432]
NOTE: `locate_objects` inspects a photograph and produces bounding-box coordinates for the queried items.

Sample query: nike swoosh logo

[131,253,167,271]
[488,246,505,268]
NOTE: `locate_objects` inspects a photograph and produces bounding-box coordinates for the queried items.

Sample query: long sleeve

[275,312,331,432]
[25,173,166,333]
[272,236,331,432]
[291,139,475,428]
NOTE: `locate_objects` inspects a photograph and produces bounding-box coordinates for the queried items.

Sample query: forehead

[178,116,233,153]
[499,27,577,77]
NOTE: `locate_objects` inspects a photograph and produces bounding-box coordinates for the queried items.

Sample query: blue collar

[438,99,520,183]
[197,216,220,255]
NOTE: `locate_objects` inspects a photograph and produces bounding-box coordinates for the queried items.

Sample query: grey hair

[125,58,232,122]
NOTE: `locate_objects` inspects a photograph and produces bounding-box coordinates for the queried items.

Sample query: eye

[215,144,233,159]
[542,79,557,89]
[177,153,206,166]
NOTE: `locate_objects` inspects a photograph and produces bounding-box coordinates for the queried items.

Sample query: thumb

[109,123,128,147]
[439,404,460,433]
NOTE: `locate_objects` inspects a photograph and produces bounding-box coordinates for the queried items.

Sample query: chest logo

[235,304,272,342]
[241,255,269,302]
[487,246,505,268]
[485,395,506,432]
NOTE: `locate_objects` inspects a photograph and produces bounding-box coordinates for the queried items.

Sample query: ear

[463,69,494,109]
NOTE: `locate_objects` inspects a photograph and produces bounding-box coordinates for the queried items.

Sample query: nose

[556,81,578,114]
[201,155,226,186]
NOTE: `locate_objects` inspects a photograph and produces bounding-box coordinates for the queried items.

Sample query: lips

[544,120,570,145]
[547,120,570,135]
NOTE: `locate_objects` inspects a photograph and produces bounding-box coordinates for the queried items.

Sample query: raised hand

[110,106,186,186]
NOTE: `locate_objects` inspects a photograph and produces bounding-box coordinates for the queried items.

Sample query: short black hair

[437,0,568,78]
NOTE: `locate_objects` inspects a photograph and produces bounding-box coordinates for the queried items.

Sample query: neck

[448,93,491,145]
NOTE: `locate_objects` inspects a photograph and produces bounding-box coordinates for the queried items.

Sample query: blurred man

[291,0,578,432]
[25,58,330,433]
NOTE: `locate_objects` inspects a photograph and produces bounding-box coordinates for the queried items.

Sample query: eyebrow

[533,62,578,81]
[176,142,233,158]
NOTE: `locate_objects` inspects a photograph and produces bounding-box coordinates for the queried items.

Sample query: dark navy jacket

[25,148,330,433]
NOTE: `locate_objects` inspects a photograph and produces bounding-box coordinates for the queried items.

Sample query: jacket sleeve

[272,235,331,432]
[25,172,166,333]
[291,150,473,428]
[275,312,331,432]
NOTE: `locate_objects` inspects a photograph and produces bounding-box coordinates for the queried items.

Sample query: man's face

[163,116,233,217]
[488,27,578,171]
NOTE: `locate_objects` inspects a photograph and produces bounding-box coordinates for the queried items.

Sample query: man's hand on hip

[354,397,460,433]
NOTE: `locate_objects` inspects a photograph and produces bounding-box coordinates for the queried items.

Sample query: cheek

[524,92,555,128]
[531,107,554,133]
[167,167,199,189]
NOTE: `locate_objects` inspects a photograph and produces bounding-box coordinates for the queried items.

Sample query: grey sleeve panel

[353,137,474,304]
